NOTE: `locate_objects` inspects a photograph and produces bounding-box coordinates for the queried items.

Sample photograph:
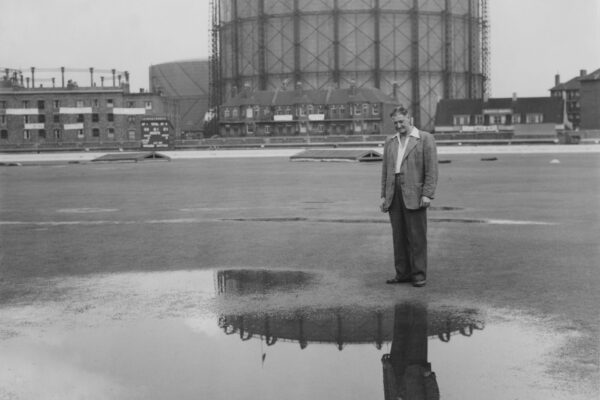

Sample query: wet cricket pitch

[0,152,599,399]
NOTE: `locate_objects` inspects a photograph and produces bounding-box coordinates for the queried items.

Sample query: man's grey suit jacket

[380,129,438,211]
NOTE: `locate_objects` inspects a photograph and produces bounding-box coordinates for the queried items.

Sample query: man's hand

[420,196,432,208]
[380,197,387,213]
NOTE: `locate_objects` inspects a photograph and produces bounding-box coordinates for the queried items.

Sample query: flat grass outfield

[0,152,599,389]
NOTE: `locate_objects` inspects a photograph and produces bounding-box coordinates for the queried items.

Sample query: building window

[76,100,84,108]
[362,103,369,115]
[53,100,60,108]
[38,129,46,139]
[275,107,283,115]
[108,128,115,138]
[22,100,29,108]
[474,114,484,125]
[307,104,313,114]
[232,108,238,118]
[526,113,543,123]
[127,101,134,108]
[298,105,305,116]
[53,129,61,139]
[285,106,292,115]
[77,130,84,139]
[512,114,521,124]
[127,130,135,140]
[128,115,135,124]
[224,108,230,118]
[264,125,271,134]
[263,107,271,116]
[77,114,84,123]
[92,128,100,137]
[330,105,337,117]
[490,115,505,125]
[107,99,114,108]
[453,115,470,125]
[145,101,152,110]
[23,115,29,123]
[0,101,6,109]
[318,105,325,114]
[372,104,379,115]
[253,105,260,117]
[1,115,6,125]
[38,114,45,123]
[37,100,45,109]
[1,129,7,139]
[93,99,99,107]
[92,113,99,122]
[24,130,30,140]
[107,113,114,122]
[339,105,345,116]
[53,114,60,123]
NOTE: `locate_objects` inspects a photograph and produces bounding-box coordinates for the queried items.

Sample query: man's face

[392,114,412,135]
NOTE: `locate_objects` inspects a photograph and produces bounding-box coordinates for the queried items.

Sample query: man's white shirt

[394,127,420,173]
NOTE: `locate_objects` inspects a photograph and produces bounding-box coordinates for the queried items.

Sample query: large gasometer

[217,0,488,131]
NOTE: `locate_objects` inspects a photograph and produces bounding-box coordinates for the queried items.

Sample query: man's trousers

[388,175,428,279]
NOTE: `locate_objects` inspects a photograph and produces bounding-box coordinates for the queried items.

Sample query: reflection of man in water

[382,303,440,400]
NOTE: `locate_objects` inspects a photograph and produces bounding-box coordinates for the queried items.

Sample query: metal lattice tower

[217,0,487,131]
[481,0,490,98]
[209,0,222,111]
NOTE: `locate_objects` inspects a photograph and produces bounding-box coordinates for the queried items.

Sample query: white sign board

[64,123,84,130]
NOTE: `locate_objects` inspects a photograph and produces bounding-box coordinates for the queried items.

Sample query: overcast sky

[1,0,599,98]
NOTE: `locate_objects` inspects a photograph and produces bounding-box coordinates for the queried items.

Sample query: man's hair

[390,105,410,118]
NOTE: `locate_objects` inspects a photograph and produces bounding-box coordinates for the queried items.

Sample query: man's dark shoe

[386,275,412,284]
[412,275,426,287]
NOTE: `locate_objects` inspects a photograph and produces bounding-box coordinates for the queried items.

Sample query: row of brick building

[0,74,177,149]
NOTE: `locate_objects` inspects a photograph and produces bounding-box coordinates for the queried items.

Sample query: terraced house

[218,83,397,137]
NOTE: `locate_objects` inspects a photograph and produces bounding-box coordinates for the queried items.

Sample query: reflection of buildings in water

[215,269,314,296]
[216,269,483,399]
[216,269,484,351]
[218,305,483,351]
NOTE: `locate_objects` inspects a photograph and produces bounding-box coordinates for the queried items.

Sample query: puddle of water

[0,269,594,400]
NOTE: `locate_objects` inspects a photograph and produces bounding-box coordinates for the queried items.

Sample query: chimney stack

[512,92,517,102]
[555,74,560,87]
[580,69,587,77]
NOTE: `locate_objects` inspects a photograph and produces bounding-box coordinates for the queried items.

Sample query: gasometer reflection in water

[215,269,484,399]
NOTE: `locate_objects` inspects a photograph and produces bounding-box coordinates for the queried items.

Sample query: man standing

[380,106,438,287]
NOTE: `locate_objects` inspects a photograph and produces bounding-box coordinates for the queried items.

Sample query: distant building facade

[579,69,600,130]
[218,84,397,137]
[434,96,565,136]
[0,76,178,149]
[550,68,600,130]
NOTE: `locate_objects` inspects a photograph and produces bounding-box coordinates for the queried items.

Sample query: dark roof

[222,87,396,107]
[434,99,483,125]
[580,67,600,82]
[435,97,564,125]
[550,68,600,91]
